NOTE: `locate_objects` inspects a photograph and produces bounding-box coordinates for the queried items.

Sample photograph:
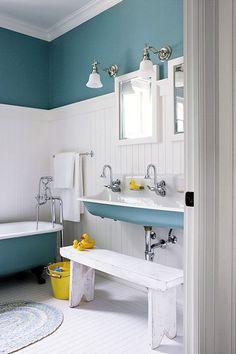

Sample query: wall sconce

[139,44,172,78]
[86,61,118,89]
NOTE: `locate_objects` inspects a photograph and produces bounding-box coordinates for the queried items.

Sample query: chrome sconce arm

[146,45,172,61]
[103,64,119,78]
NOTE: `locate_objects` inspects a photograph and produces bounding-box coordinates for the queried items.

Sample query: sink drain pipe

[144,226,177,261]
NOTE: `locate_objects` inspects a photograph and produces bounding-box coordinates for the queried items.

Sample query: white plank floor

[0,272,183,354]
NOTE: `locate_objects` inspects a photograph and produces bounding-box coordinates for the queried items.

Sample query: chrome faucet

[35,176,64,246]
[144,164,166,197]
[100,165,121,192]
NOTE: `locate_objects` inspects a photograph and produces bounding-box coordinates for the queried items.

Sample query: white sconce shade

[86,72,103,88]
[86,61,103,88]
[86,61,118,88]
[139,59,155,78]
[139,45,155,78]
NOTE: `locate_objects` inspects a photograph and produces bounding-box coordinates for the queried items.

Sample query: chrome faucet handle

[111,179,121,192]
[41,176,53,185]
[157,188,166,197]
[112,178,121,186]
[157,180,166,188]
[156,180,166,196]
[168,229,177,244]
[147,185,155,191]
[104,184,111,189]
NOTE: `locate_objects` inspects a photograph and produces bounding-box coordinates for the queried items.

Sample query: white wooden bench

[60,246,183,349]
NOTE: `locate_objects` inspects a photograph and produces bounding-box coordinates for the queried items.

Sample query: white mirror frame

[168,56,184,141]
[115,65,159,145]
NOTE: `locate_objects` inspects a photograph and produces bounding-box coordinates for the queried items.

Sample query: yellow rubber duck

[77,242,86,251]
[129,179,144,190]
[81,233,95,248]
[73,233,96,251]
[81,233,89,241]
[73,239,79,248]
[81,238,96,249]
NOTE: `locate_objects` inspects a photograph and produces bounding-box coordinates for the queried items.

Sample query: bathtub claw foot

[31,265,46,284]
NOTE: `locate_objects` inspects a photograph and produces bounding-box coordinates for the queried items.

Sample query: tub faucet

[100,165,121,192]
[35,176,53,205]
[144,164,166,197]
[35,176,64,247]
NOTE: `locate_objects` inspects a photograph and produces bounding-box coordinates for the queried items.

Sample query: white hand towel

[53,152,75,189]
[53,153,84,222]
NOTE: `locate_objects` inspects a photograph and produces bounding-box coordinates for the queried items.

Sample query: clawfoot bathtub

[0,221,63,283]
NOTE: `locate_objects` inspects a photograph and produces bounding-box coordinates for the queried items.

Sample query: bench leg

[83,267,95,301]
[148,287,177,349]
[69,261,95,308]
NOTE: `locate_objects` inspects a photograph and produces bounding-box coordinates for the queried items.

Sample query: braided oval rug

[0,301,63,354]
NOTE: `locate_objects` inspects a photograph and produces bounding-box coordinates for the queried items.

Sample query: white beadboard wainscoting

[0,82,184,271]
[0,104,51,222]
[50,83,184,270]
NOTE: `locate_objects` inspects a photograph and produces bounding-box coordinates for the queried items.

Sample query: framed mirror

[168,57,184,139]
[115,66,159,145]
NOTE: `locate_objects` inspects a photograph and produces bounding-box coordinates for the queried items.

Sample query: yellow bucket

[48,262,70,300]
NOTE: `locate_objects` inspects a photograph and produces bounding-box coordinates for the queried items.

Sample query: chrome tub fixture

[35,176,64,246]
[144,164,166,197]
[139,44,172,78]
[100,164,121,192]
[86,60,118,88]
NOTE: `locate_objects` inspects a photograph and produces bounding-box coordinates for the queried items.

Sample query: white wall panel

[0,86,184,270]
[0,104,50,222]
[50,89,184,269]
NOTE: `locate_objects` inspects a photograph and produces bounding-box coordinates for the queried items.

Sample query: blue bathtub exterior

[0,232,57,277]
[84,201,184,229]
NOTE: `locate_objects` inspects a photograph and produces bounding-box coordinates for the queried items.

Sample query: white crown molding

[0,14,50,41]
[47,0,123,41]
[0,0,123,42]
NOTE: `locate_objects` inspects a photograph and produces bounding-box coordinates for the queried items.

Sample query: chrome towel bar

[53,150,94,158]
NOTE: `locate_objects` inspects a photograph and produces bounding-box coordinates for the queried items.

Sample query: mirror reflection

[174,63,184,134]
[119,77,152,140]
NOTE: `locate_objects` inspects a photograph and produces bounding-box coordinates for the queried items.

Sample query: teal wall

[0,28,49,109]
[50,0,183,108]
[0,0,183,109]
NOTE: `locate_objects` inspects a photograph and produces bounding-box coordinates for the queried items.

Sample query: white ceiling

[0,0,122,41]
[0,0,88,29]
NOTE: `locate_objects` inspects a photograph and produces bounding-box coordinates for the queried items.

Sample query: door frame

[184,0,236,353]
